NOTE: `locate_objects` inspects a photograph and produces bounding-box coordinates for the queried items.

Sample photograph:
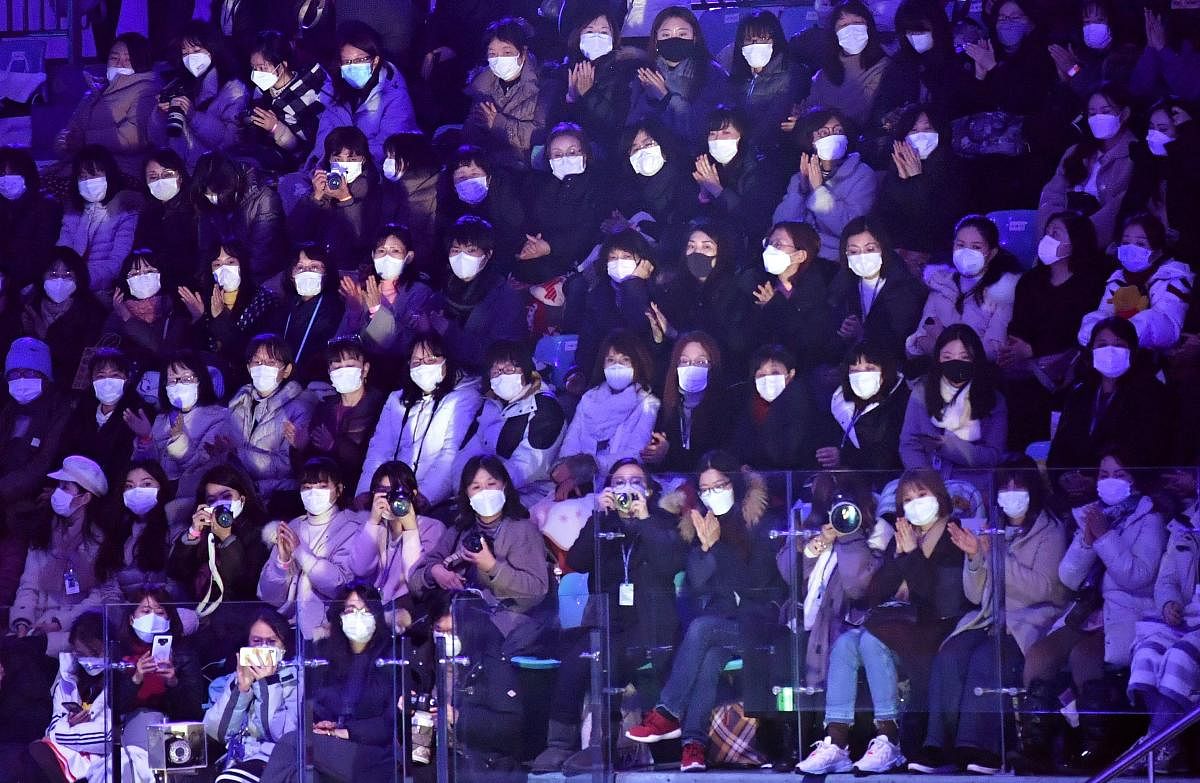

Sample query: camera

[147,722,207,771]
[615,492,633,512]
[212,503,235,529]
[326,169,343,191]
[463,530,490,554]
[158,80,188,138]
[387,487,411,518]
[828,493,863,536]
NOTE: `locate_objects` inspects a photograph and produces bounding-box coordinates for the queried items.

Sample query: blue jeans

[658,615,741,744]
[824,627,900,725]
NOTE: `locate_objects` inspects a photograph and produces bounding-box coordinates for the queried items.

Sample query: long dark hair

[453,455,529,529]
[823,1,887,86]
[121,586,186,646]
[952,214,1021,312]
[192,462,268,534]
[1062,83,1130,186]
[30,480,104,552]
[333,20,391,103]
[841,339,900,409]
[176,21,241,88]
[95,460,171,584]
[69,145,123,209]
[838,215,898,281]
[730,10,786,81]
[369,460,427,515]
[400,332,460,405]
[325,581,390,657]
[660,330,722,423]
[1043,209,1099,275]
[922,323,999,420]
[695,450,750,559]
[995,456,1046,530]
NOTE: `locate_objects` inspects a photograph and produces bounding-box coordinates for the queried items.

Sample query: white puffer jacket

[906,264,1019,360]
[1077,259,1193,350]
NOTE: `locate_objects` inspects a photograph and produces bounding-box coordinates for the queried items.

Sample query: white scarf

[931,379,981,442]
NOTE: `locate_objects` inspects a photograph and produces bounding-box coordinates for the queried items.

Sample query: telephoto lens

[828,496,862,536]
[463,530,487,553]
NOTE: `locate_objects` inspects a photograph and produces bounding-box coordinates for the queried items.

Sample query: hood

[665,469,769,543]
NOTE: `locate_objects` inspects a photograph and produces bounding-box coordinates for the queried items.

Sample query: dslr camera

[828,492,863,536]
[147,722,207,771]
[463,530,491,554]
[387,486,412,518]
[158,80,188,138]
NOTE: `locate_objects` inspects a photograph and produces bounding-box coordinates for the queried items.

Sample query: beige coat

[57,72,162,177]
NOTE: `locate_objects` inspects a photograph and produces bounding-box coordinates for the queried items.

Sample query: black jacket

[517,167,611,284]
[271,292,346,384]
[167,513,269,603]
[436,168,526,280]
[1048,368,1172,469]
[727,54,806,157]
[750,261,839,371]
[1009,265,1107,358]
[826,261,927,360]
[868,526,971,625]
[552,52,635,156]
[699,149,787,246]
[731,376,817,470]
[653,383,734,473]
[441,268,529,371]
[287,173,382,271]
[134,191,199,285]
[197,166,287,285]
[64,387,154,487]
[683,506,786,626]
[0,189,62,290]
[817,379,910,471]
[871,147,966,254]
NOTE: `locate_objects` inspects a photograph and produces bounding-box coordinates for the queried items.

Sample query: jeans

[924,628,1024,756]
[824,628,900,725]
[658,615,741,743]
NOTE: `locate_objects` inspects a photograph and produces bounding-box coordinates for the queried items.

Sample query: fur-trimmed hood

[661,469,769,543]
[923,263,1019,307]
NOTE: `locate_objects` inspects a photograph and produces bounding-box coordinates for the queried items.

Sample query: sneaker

[908,747,955,774]
[680,741,707,772]
[959,748,1002,775]
[796,737,853,775]
[625,708,682,743]
[853,735,907,774]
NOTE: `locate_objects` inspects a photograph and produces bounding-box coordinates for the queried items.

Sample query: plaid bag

[706,702,767,767]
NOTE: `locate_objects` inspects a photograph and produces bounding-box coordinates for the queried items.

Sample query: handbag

[951,111,1028,157]
[707,702,768,767]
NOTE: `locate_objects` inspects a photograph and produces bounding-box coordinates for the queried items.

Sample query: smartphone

[152,635,173,665]
[62,701,83,715]
[239,646,281,668]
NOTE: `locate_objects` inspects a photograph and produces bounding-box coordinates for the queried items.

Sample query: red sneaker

[625,708,682,743]
[680,741,707,772]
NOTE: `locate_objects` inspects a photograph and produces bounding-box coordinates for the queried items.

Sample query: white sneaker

[796,737,853,775]
[853,735,907,774]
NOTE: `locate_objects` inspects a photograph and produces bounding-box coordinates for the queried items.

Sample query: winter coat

[611,154,700,234]
[805,55,891,128]
[286,172,382,270]
[355,376,483,502]
[728,55,805,156]
[168,512,270,604]
[553,52,635,154]
[11,520,105,653]
[463,57,546,170]
[57,190,143,294]
[269,292,346,383]
[303,636,396,746]
[149,71,249,169]
[338,280,438,359]
[899,378,1008,478]
[1058,495,1167,665]
[652,384,734,473]
[0,188,63,288]
[1130,42,1200,103]
[749,261,839,371]
[1077,260,1193,351]
[302,388,386,484]
[1047,368,1170,470]
[379,168,439,261]
[573,275,654,374]
[228,380,316,497]
[818,377,910,470]
[199,284,279,368]
[518,166,611,284]
[627,55,729,145]
[868,520,972,625]
[871,146,964,254]
[0,389,76,504]
[561,383,660,476]
[1009,264,1107,358]
[435,168,526,274]
[133,404,240,504]
[1153,525,1200,613]
[1037,130,1136,248]
[132,191,199,284]
[313,64,417,164]
[101,304,196,364]
[196,166,287,285]
[440,270,529,371]
[63,388,153,488]
[827,262,927,360]
[906,264,1020,360]
[205,665,301,766]
[58,72,162,177]
[699,148,787,243]
[731,375,817,470]
[772,152,878,259]
[355,516,446,603]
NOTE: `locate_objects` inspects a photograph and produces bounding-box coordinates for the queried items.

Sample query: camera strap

[283,294,324,367]
[196,533,225,618]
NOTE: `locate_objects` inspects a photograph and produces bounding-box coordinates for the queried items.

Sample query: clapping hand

[636,68,668,100]
[690,508,721,551]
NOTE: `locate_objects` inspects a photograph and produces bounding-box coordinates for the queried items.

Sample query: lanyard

[283,295,323,367]
[620,541,633,584]
[393,395,441,473]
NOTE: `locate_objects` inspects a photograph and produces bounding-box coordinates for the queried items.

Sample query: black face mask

[940,359,974,385]
[686,252,715,280]
[656,36,695,63]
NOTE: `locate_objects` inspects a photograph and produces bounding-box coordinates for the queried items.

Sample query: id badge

[64,567,81,596]
[618,582,635,606]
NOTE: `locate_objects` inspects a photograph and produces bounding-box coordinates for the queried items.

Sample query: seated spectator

[805,1,891,129]
[299,338,385,482]
[561,329,661,476]
[726,11,805,158]
[337,224,438,362]
[378,133,440,261]
[1037,83,1136,248]
[0,633,53,780]
[241,30,330,172]
[1130,4,1200,103]
[554,5,633,156]
[693,106,784,242]
[641,331,731,472]
[1049,317,1169,472]
[104,249,195,361]
[287,126,382,270]
[9,456,109,655]
[816,340,910,470]
[907,215,1021,362]
[731,343,817,470]
[614,120,700,235]
[1048,0,1132,98]
[463,17,546,170]
[21,248,105,386]
[454,339,566,504]
[0,147,63,291]
[133,149,199,284]
[229,334,316,508]
[258,458,375,638]
[356,333,482,507]
[192,152,287,286]
[435,144,526,274]
[901,324,1008,479]
[312,21,418,166]
[268,244,345,383]
[1077,212,1192,354]
[93,461,179,600]
[0,338,75,511]
[181,242,279,372]
[63,347,151,487]
[57,145,143,297]
[573,229,658,371]
[1125,97,1200,263]
[204,608,298,783]
[773,107,877,260]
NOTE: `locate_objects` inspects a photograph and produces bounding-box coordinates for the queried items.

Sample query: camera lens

[387,488,411,517]
[165,108,185,137]
[166,737,192,765]
[326,171,342,190]
[615,492,631,511]
[464,531,484,553]
[829,499,862,536]
[213,504,235,529]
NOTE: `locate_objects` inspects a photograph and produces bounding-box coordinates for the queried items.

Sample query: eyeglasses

[341,56,372,66]
[146,169,177,182]
[489,364,521,378]
[762,238,795,251]
[248,637,281,648]
[630,139,659,153]
[677,357,710,368]
[548,148,583,159]
[167,374,200,384]
[410,355,444,367]
[699,479,732,494]
[612,478,647,491]
[813,125,845,139]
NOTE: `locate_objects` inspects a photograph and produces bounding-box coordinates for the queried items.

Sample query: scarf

[125,295,164,324]
[931,379,981,442]
[575,384,642,446]
[830,386,879,449]
[38,296,73,334]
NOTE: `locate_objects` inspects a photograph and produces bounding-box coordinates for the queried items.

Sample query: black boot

[1008,679,1062,775]
[1060,678,1126,773]
[530,719,579,773]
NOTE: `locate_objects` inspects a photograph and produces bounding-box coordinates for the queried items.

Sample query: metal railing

[1087,701,1200,783]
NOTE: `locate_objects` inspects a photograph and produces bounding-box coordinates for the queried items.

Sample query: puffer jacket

[10,519,105,654]
[1153,523,1200,613]
[57,190,143,294]
[134,404,240,504]
[906,264,1020,360]
[1077,259,1193,351]
[1058,495,1167,665]
[313,62,418,164]
[772,152,877,259]
[149,70,249,169]
[463,56,546,170]
[57,71,162,177]
[1037,129,1136,249]
[205,665,301,767]
[228,380,316,497]
[196,165,287,285]
[628,55,729,147]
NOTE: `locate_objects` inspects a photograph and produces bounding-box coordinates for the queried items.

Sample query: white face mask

[455,176,489,204]
[580,32,614,61]
[1037,234,1062,265]
[488,55,523,81]
[997,489,1030,520]
[51,487,78,517]
[44,277,76,303]
[340,610,376,643]
[490,372,524,402]
[755,373,787,402]
[300,487,336,516]
[449,252,484,281]
[1117,243,1153,273]
[629,145,666,177]
[1082,22,1112,50]
[250,68,279,92]
[1092,345,1130,379]
[123,486,160,516]
[127,272,161,300]
[903,495,940,526]
[214,264,241,292]
[131,612,170,643]
[78,176,107,203]
[183,51,212,77]
[1096,477,1132,506]
[212,498,244,520]
[332,160,364,184]
[813,133,848,161]
[848,369,882,399]
[382,157,402,181]
[330,366,364,395]
[469,488,507,517]
[549,154,586,180]
[604,364,635,391]
[700,486,735,516]
[1146,129,1172,157]
[1087,113,1121,141]
[906,130,939,159]
[77,656,107,677]
[707,138,738,164]
[249,365,282,395]
[374,253,407,281]
[762,245,793,275]
[952,246,987,277]
[148,177,180,202]
[906,31,934,53]
[93,377,125,405]
[293,271,323,297]
[8,377,43,405]
[741,42,773,69]
[847,251,883,279]
[410,361,445,393]
[106,66,135,83]
[677,365,709,394]
[836,24,869,55]
[432,630,462,657]
[0,174,26,200]
[166,381,199,411]
[607,257,638,282]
